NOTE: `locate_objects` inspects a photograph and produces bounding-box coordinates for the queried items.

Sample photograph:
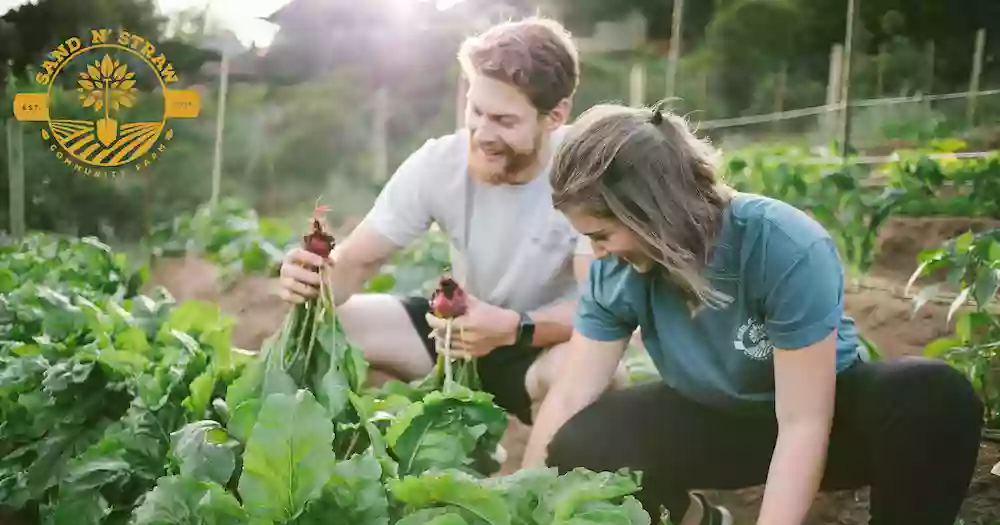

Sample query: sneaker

[675,492,733,525]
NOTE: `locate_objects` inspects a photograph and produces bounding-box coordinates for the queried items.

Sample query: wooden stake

[6,118,25,238]
[665,0,685,99]
[967,29,986,127]
[839,0,858,159]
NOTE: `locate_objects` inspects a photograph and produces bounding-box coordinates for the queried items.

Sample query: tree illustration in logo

[77,54,138,146]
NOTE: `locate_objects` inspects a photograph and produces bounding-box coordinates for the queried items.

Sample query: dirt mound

[871,217,1000,283]
[844,277,952,358]
[145,255,289,351]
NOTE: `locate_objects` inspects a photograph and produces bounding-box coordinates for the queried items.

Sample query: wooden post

[875,43,887,98]
[773,61,788,132]
[210,49,228,208]
[825,44,843,142]
[665,0,685,99]
[839,0,858,159]
[630,62,646,108]
[967,29,986,127]
[6,118,25,238]
[925,41,935,94]
[372,84,389,183]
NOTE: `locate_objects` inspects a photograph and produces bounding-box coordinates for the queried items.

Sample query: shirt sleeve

[573,260,637,342]
[762,237,845,350]
[357,139,438,248]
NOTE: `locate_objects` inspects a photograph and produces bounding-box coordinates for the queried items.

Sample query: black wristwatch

[514,311,535,347]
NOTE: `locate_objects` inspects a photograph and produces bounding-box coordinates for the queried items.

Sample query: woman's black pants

[545,357,984,525]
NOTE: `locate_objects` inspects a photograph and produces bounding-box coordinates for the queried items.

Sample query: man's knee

[335,293,433,378]
[525,343,629,405]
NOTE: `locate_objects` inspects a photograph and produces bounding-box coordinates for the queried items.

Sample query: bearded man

[277,16,626,427]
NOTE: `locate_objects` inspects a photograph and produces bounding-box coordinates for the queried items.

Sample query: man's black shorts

[398,295,541,425]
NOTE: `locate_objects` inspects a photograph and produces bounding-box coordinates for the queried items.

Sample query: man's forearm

[524,298,577,348]
[327,250,386,307]
[756,424,830,525]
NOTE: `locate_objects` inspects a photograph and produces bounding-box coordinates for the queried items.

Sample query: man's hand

[425,294,520,358]
[278,247,329,304]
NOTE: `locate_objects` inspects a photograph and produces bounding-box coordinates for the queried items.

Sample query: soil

[869,216,1000,285]
[142,215,1000,524]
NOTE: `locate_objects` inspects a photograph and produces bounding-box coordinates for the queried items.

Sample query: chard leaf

[170,421,239,485]
[298,450,389,525]
[388,470,511,525]
[44,491,109,525]
[534,468,645,524]
[386,386,506,476]
[395,508,474,525]
[182,370,217,418]
[132,475,246,525]
[237,390,336,522]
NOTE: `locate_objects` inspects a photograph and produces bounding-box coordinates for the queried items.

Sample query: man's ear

[544,97,572,130]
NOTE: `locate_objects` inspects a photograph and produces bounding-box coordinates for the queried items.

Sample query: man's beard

[468,130,544,185]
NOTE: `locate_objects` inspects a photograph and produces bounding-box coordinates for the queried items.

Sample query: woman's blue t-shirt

[574,192,862,412]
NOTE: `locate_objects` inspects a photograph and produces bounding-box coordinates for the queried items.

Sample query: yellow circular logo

[13,28,201,177]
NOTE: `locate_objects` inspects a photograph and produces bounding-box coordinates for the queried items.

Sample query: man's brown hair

[457,16,579,114]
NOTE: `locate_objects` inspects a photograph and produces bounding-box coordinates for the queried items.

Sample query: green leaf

[237,390,337,522]
[542,468,645,522]
[923,337,962,358]
[973,268,1000,308]
[298,451,390,525]
[989,240,1000,264]
[183,370,217,418]
[955,312,973,343]
[46,492,109,525]
[366,273,397,293]
[116,326,152,354]
[170,421,239,485]
[954,230,974,254]
[132,475,246,525]
[386,387,507,476]
[388,470,512,525]
[396,510,472,525]
[226,399,261,444]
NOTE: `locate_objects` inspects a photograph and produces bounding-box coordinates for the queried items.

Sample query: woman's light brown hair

[551,103,735,312]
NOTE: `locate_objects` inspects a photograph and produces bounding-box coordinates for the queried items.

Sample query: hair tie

[650,109,663,125]
[649,99,672,125]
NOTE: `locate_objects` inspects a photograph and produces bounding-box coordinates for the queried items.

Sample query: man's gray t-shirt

[358,126,590,313]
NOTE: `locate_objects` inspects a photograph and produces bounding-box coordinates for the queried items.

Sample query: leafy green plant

[907,229,1000,430]
[142,198,295,287]
[128,209,650,525]
[0,234,249,524]
[723,148,908,273]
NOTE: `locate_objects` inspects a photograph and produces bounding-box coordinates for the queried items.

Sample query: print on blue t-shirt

[574,193,861,412]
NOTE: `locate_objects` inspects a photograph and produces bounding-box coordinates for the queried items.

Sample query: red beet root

[430,276,468,319]
[302,205,336,258]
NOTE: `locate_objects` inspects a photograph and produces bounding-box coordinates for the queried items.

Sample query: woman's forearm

[756,424,830,525]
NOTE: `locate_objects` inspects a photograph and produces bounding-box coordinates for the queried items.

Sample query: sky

[1,0,468,49]
[0,0,294,48]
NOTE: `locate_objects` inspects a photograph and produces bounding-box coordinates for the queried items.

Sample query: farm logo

[12,28,201,177]
[734,317,774,361]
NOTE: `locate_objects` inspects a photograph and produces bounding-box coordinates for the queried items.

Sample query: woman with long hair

[521,102,984,525]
